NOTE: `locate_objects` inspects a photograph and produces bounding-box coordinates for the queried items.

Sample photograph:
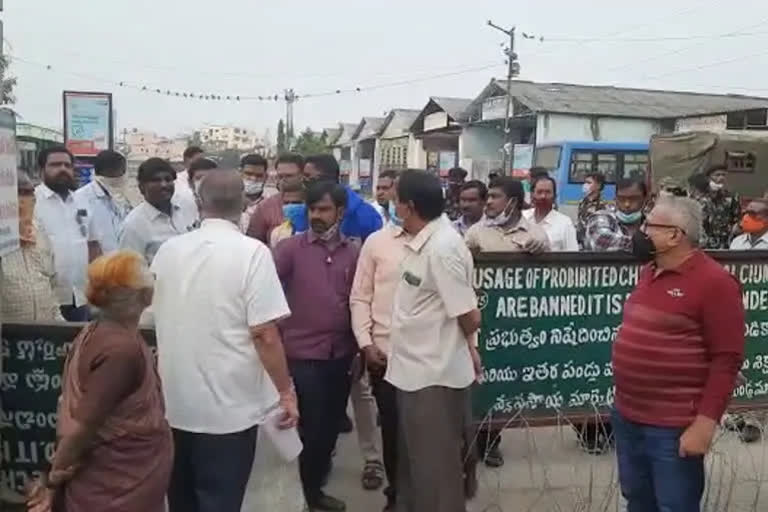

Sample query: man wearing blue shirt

[300,154,383,241]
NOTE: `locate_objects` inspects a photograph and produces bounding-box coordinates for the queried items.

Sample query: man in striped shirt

[612,195,744,512]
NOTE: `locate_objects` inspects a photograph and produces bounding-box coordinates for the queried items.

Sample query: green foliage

[0,56,16,105]
[292,127,328,156]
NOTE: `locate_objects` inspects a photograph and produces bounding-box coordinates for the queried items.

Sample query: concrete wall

[408,135,426,169]
[535,113,661,145]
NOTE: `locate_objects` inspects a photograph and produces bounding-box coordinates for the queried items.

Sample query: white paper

[262,406,303,461]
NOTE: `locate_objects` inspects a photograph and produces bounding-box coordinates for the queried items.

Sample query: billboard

[0,108,18,256]
[63,91,113,157]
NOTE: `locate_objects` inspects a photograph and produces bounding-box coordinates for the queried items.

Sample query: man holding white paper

[151,170,298,512]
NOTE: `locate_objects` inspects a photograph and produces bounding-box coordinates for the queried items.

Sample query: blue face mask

[388,201,403,226]
[616,209,642,225]
[282,203,305,227]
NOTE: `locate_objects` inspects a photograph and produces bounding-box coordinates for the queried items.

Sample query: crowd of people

[1,144,758,511]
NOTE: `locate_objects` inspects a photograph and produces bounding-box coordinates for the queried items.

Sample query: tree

[277,119,286,154]
[189,130,202,148]
[293,128,329,156]
[0,56,17,105]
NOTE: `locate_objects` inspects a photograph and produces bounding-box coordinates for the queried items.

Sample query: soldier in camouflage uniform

[700,164,741,249]
[577,172,606,247]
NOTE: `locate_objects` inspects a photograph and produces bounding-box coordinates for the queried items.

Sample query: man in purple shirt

[273,181,360,512]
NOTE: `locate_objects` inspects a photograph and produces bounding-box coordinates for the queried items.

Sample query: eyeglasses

[642,222,687,235]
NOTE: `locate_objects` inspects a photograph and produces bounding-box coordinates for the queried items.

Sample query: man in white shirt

[385,170,482,512]
[74,149,134,254]
[119,157,198,265]
[523,174,579,251]
[175,145,204,196]
[151,169,298,512]
[33,146,102,321]
[731,200,768,250]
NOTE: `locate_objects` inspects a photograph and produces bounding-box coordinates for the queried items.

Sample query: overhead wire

[9,54,503,102]
[602,15,768,77]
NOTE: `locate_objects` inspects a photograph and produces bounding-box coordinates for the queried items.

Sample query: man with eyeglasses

[612,195,744,512]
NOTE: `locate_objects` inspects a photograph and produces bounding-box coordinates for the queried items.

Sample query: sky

[5,0,768,141]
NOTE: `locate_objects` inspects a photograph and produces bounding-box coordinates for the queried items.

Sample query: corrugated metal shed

[430,97,473,122]
[377,109,421,137]
[352,117,386,141]
[333,123,360,146]
[480,80,768,119]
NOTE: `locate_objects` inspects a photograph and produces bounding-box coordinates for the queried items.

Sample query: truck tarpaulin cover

[650,130,768,198]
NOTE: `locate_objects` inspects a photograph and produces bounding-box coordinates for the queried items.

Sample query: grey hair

[198,169,244,220]
[653,196,703,246]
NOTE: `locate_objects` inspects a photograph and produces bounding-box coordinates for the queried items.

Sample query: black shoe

[308,492,347,511]
[740,424,762,443]
[484,444,505,468]
[339,414,353,434]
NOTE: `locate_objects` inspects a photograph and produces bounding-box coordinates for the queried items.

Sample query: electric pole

[284,88,296,150]
[487,20,520,175]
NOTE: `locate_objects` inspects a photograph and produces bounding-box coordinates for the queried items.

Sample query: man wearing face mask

[238,153,269,233]
[1,171,63,322]
[464,176,549,254]
[701,164,741,249]
[726,199,768,444]
[34,146,102,321]
[269,188,306,248]
[74,150,133,254]
[577,172,606,246]
[523,175,578,251]
[584,177,648,252]
[247,153,305,245]
[613,195,744,512]
[273,181,360,512]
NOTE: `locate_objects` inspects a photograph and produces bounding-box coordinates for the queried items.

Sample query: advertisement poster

[0,108,19,256]
[63,91,113,157]
[512,144,533,178]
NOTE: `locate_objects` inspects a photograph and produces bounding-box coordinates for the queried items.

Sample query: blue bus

[532,141,649,220]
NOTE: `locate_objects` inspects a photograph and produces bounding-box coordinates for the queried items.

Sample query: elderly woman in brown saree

[27,250,173,512]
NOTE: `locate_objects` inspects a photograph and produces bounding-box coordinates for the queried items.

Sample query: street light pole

[487,20,518,175]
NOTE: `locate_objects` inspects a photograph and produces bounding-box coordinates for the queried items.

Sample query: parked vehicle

[649,131,768,201]
[532,141,649,219]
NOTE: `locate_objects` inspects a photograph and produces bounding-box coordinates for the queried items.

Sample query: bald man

[151,169,299,512]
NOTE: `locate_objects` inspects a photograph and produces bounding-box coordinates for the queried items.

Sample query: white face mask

[243,178,265,196]
[485,199,515,227]
[582,182,593,195]
[709,180,724,191]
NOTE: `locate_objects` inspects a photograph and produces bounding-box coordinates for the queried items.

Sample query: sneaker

[740,424,762,443]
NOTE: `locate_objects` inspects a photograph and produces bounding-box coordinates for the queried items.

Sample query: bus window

[623,152,649,180]
[569,151,593,182]
[596,153,618,182]
[533,146,561,173]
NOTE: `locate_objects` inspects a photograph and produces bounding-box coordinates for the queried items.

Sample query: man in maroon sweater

[612,195,744,512]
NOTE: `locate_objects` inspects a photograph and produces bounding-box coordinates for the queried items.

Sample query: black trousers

[370,370,398,502]
[289,356,353,503]
[168,425,258,512]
